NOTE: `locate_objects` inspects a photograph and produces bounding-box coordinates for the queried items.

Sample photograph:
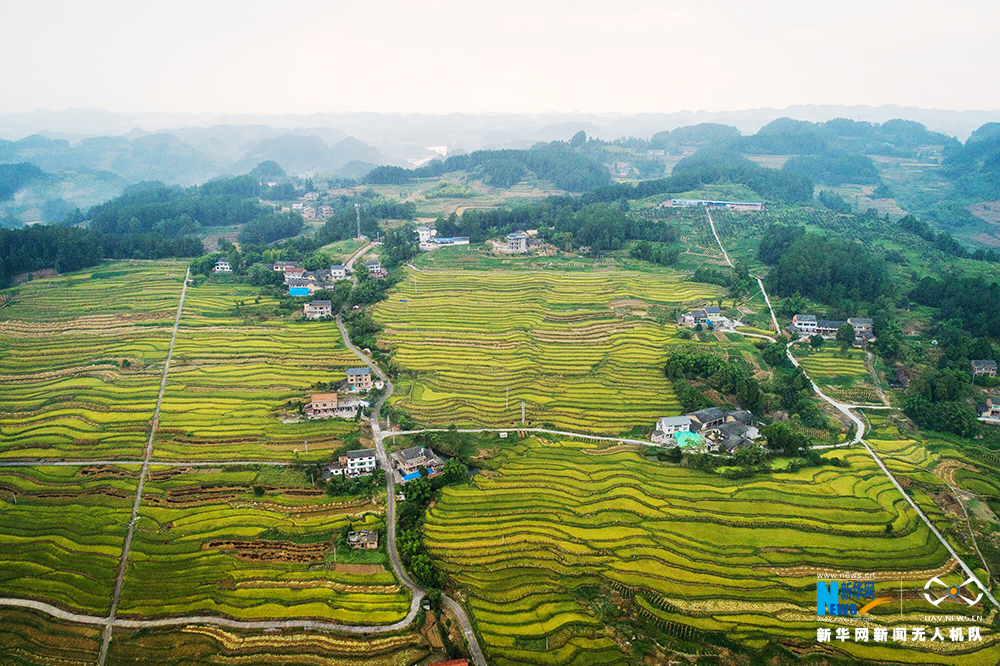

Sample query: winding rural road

[336,313,488,666]
[706,210,998,606]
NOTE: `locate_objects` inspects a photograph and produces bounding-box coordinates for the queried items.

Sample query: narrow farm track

[707,210,999,608]
[99,268,189,664]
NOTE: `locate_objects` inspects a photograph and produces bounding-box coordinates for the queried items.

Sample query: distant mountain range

[2,105,1000,227]
[2,105,1000,152]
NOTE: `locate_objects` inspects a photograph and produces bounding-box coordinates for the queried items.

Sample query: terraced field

[424,437,998,665]
[0,465,138,615]
[0,261,186,459]
[118,467,410,624]
[373,269,724,433]
[106,624,431,666]
[794,344,882,404]
[0,608,102,665]
[154,279,363,461]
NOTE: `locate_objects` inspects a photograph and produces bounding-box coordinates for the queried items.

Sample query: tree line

[431,199,681,256]
[898,214,999,263]
[0,224,202,287]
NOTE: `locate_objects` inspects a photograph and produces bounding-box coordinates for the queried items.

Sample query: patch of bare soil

[333,563,385,574]
[205,539,329,563]
[969,201,1000,225]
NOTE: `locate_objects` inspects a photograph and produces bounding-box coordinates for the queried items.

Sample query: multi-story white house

[344,449,377,476]
[213,257,232,272]
[651,416,692,444]
[273,261,298,272]
[330,264,347,280]
[792,314,817,335]
[417,225,436,243]
[507,231,528,253]
[364,260,381,275]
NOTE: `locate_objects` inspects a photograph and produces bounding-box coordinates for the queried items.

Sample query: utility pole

[304,440,308,454]
[521,401,525,425]
[355,202,361,239]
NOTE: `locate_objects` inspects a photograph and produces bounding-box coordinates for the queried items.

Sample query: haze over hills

[3,104,1000,149]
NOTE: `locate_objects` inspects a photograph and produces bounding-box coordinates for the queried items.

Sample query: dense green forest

[0,224,202,287]
[364,142,610,192]
[759,225,890,306]
[782,152,880,185]
[943,122,1000,199]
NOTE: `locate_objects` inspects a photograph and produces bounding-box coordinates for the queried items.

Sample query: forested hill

[582,150,814,204]
[943,122,1000,199]
[0,162,46,201]
[363,141,611,192]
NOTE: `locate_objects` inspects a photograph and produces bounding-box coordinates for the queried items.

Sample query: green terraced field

[0,261,186,459]
[0,260,188,322]
[0,466,138,615]
[373,269,724,433]
[424,437,997,665]
[794,345,882,405]
[118,468,411,624]
[153,279,364,461]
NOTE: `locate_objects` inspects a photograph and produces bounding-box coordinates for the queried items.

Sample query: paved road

[335,313,487,665]
[345,240,375,278]
[99,268,189,664]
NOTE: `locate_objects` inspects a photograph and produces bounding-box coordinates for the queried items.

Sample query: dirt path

[99,268,189,664]
[863,347,890,406]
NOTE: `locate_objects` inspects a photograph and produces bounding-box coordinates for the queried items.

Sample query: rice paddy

[106,624,431,666]
[0,608,102,665]
[0,465,138,615]
[117,467,410,624]
[424,436,998,665]
[794,344,882,404]
[373,269,724,433]
[0,261,186,459]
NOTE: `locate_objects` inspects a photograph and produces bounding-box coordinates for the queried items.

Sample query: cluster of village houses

[652,407,759,453]
[211,258,385,299]
[319,441,444,491]
[791,314,874,340]
[302,367,381,420]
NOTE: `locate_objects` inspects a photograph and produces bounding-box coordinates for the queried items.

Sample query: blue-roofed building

[346,367,373,391]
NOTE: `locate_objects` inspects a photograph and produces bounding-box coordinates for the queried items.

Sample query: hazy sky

[3,0,997,114]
